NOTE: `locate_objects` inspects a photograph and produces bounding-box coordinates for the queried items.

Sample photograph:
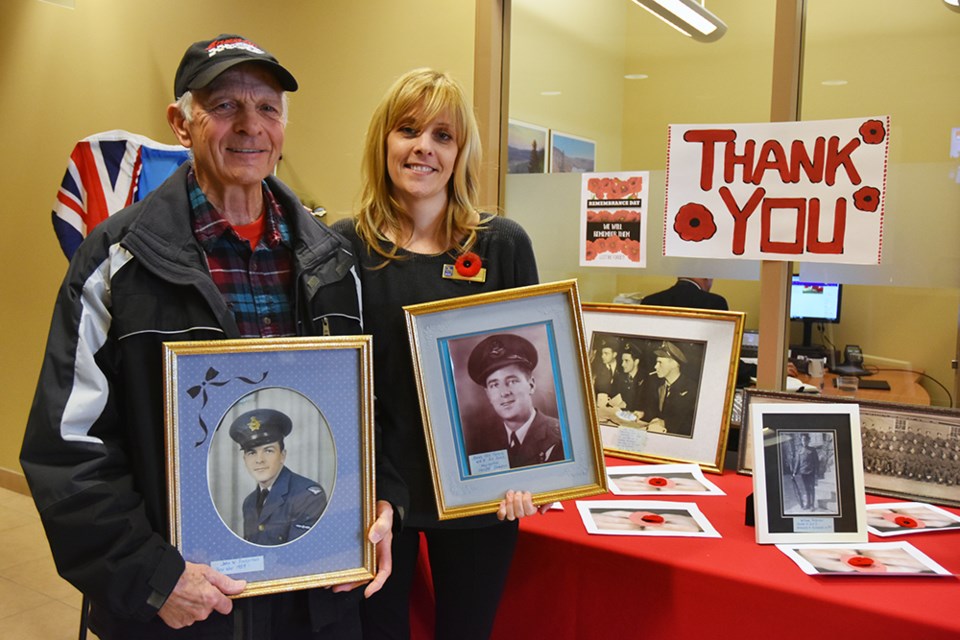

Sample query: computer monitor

[789,277,842,348]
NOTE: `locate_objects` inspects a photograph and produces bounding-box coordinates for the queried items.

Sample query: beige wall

[509,0,626,172]
[0,0,476,480]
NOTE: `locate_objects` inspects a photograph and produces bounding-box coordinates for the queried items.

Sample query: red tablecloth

[412,459,960,639]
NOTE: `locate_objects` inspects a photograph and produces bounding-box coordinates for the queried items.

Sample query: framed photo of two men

[581,303,744,473]
[404,280,608,520]
[163,336,375,597]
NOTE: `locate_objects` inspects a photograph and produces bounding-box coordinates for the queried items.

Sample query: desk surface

[485,460,960,640]
[799,369,930,405]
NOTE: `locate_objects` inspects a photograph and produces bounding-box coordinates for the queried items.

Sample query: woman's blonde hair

[355,68,485,262]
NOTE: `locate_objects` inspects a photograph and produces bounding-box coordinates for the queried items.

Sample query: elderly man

[230,409,328,546]
[643,341,698,437]
[20,35,404,639]
[464,334,565,470]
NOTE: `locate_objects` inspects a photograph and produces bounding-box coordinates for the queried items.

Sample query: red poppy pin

[443,251,486,282]
[629,511,665,526]
[846,555,875,568]
[839,554,887,573]
[894,516,919,528]
[647,477,670,488]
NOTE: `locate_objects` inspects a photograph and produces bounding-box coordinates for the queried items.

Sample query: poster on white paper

[664,116,889,265]
[580,171,649,268]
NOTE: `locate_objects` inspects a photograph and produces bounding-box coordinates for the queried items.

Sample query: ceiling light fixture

[631,0,727,42]
[624,74,650,80]
[540,91,562,96]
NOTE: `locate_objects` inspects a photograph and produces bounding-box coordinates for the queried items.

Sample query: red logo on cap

[205,37,266,58]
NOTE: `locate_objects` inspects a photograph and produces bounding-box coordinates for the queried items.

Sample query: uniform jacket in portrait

[611,371,647,414]
[792,445,821,477]
[243,466,328,545]
[467,410,565,469]
[644,373,697,437]
[593,361,620,397]
[20,163,407,633]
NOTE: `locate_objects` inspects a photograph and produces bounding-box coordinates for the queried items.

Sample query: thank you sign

[664,116,889,264]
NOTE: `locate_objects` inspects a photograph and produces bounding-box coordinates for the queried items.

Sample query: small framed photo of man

[405,280,607,520]
[582,303,744,473]
[164,336,375,597]
[751,402,868,544]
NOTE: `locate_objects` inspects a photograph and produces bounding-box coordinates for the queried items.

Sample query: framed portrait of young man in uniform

[164,336,375,597]
[404,280,607,520]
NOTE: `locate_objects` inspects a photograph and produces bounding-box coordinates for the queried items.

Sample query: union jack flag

[52,130,189,258]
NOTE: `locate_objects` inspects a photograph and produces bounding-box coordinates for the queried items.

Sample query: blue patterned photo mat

[173,347,365,582]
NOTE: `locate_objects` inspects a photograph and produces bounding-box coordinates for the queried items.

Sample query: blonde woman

[333,69,543,640]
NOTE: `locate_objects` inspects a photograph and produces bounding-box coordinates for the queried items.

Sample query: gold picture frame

[404,280,608,520]
[581,303,744,473]
[163,336,375,598]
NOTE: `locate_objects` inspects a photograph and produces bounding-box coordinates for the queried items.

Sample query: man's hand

[646,418,667,434]
[158,562,246,629]
[607,393,626,410]
[332,500,394,598]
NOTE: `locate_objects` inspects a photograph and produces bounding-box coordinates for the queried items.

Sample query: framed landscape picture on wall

[550,130,596,173]
[507,119,549,174]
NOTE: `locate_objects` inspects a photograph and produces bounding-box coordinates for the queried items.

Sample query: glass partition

[505,0,778,322]
[798,0,960,404]
[505,0,958,406]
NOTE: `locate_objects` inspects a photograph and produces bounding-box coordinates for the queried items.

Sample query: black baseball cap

[174,34,298,99]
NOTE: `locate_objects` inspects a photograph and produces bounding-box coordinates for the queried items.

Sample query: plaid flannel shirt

[188,168,295,338]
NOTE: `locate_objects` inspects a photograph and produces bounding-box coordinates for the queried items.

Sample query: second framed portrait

[581,303,744,473]
[164,337,375,597]
[750,402,868,544]
[404,280,608,520]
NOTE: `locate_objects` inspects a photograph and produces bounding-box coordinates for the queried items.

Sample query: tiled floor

[0,485,99,639]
